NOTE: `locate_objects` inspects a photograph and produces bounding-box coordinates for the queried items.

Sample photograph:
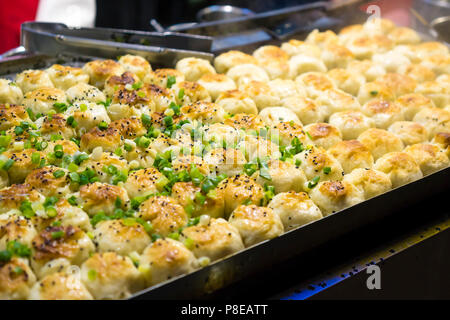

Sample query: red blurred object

[0,0,40,54]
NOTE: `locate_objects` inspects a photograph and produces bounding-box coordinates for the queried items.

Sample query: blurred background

[0,0,442,54]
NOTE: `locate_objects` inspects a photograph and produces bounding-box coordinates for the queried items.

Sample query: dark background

[95,0,321,30]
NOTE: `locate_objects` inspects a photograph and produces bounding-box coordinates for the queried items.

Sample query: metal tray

[2,1,449,298]
[20,22,214,67]
[1,53,448,299]
[130,167,450,299]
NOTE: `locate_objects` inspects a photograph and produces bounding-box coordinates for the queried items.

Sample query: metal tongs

[19,22,214,66]
[165,2,341,52]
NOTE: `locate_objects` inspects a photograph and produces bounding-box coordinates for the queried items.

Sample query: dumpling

[373,152,423,187]
[308,180,364,216]
[295,72,335,99]
[0,104,31,131]
[24,166,70,197]
[45,64,89,90]
[347,34,393,59]
[288,54,327,79]
[93,219,150,255]
[179,218,244,261]
[282,95,326,125]
[224,113,265,131]
[387,121,429,146]
[413,107,450,139]
[304,123,342,150]
[226,64,270,87]
[204,148,246,177]
[304,29,340,48]
[395,93,435,121]
[280,39,322,58]
[228,205,284,247]
[357,81,396,106]
[31,225,95,278]
[80,252,142,299]
[0,257,36,300]
[347,59,386,82]
[361,99,404,129]
[79,182,129,216]
[415,81,450,109]
[65,83,106,104]
[80,126,121,153]
[0,79,23,104]
[180,102,226,124]
[343,168,392,200]
[118,54,152,80]
[293,145,344,182]
[328,110,374,140]
[138,196,188,236]
[253,159,307,194]
[432,132,450,157]
[143,68,185,88]
[267,79,306,100]
[403,143,449,175]
[372,51,411,73]
[268,191,322,231]
[397,64,436,83]
[139,238,197,286]
[215,90,258,115]
[237,135,281,161]
[82,59,125,89]
[172,81,211,105]
[315,88,361,117]
[214,50,259,74]
[327,68,366,96]
[217,174,264,217]
[22,87,67,115]
[259,107,302,127]
[253,45,290,79]
[123,168,163,199]
[175,57,216,82]
[171,181,225,218]
[377,73,417,98]
[197,73,236,101]
[357,128,404,160]
[388,27,421,44]
[320,43,354,69]
[29,272,93,300]
[328,140,374,174]
[15,69,54,94]
[240,81,281,111]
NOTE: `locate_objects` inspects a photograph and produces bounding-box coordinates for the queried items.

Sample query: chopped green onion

[68,196,78,206]
[46,206,58,218]
[19,200,35,218]
[88,269,97,281]
[166,75,176,88]
[51,230,65,239]
[31,152,41,164]
[308,175,320,189]
[53,170,65,179]
[67,116,77,128]
[98,121,108,130]
[2,159,14,171]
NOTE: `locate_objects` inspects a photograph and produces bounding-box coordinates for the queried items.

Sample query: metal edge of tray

[130,166,450,299]
[21,22,214,52]
[2,13,448,299]
[20,23,214,67]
